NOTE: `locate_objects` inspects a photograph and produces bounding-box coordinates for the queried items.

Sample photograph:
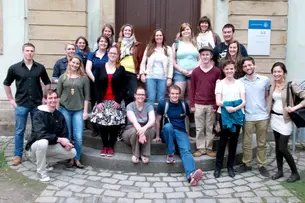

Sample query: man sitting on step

[25,89,76,182]
[155,85,203,186]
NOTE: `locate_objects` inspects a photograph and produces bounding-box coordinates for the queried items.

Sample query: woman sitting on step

[122,86,155,164]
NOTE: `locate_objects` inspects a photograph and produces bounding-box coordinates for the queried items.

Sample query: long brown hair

[108,46,121,68]
[146,29,168,57]
[75,36,90,53]
[65,55,87,77]
[225,40,243,72]
[176,23,196,47]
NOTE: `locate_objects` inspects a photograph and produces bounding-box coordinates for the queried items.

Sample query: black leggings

[215,116,241,169]
[273,131,298,174]
[99,125,120,148]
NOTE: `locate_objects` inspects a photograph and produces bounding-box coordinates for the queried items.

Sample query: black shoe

[259,166,270,177]
[287,173,300,183]
[271,171,283,180]
[237,163,252,173]
[214,169,221,178]
[227,167,235,178]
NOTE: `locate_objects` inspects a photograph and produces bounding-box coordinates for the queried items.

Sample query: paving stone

[98,172,112,177]
[146,177,161,182]
[60,171,75,176]
[195,199,216,203]
[156,187,174,193]
[263,197,285,203]
[176,176,187,181]
[139,173,153,176]
[264,180,278,186]
[247,182,265,189]
[165,192,185,199]
[186,192,204,198]
[74,193,91,198]
[216,176,233,182]
[85,180,102,188]
[35,197,58,203]
[101,178,119,184]
[135,181,150,187]
[168,182,184,187]
[127,192,143,199]
[271,189,293,197]
[233,175,244,179]
[113,174,129,180]
[102,184,121,190]
[183,199,194,203]
[119,180,135,186]
[140,187,155,193]
[241,172,254,177]
[120,186,140,193]
[16,167,28,172]
[55,175,73,182]
[104,190,126,197]
[175,187,190,192]
[154,173,168,176]
[218,199,241,203]
[216,194,233,198]
[83,196,99,203]
[162,177,177,182]
[234,191,256,197]
[190,185,204,192]
[287,196,301,203]
[144,193,164,199]
[166,200,184,203]
[129,176,146,181]
[55,190,73,197]
[216,182,235,188]
[234,186,251,192]
[74,168,85,174]
[203,190,218,196]
[152,182,168,187]
[87,176,102,181]
[64,197,84,203]
[40,190,55,196]
[45,185,60,190]
[241,197,263,203]
[202,185,217,190]
[217,188,235,195]
[99,196,116,203]
[244,176,262,183]
[117,198,135,203]
[254,190,273,197]
[135,200,152,203]
[85,170,98,176]
[47,172,59,178]
[269,185,285,190]
[204,179,218,184]
[69,178,87,185]
[170,173,183,177]
[84,187,104,195]
[52,180,69,188]
[233,179,248,185]
[64,184,85,192]
[21,171,36,177]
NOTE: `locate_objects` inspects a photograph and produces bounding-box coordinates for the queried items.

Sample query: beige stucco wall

[229,0,288,76]
[27,0,88,75]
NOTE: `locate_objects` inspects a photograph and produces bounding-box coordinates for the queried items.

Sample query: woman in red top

[90,46,127,156]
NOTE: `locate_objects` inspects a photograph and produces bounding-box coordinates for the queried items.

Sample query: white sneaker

[37,173,50,182]
[46,164,54,171]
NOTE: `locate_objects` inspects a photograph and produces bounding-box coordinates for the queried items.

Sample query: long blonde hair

[176,23,196,47]
[117,24,137,43]
[65,55,87,77]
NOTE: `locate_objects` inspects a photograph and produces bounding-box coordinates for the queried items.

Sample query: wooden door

[115,0,200,46]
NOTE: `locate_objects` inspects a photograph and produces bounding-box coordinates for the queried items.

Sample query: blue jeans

[58,106,84,160]
[15,106,37,157]
[146,78,166,106]
[161,123,196,179]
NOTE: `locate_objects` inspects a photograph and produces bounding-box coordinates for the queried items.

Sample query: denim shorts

[173,73,191,82]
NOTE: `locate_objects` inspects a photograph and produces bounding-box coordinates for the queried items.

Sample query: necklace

[69,75,80,95]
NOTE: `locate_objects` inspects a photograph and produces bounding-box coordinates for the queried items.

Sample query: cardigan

[221,99,244,132]
[139,45,173,79]
[94,63,127,104]
[267,81,305,123]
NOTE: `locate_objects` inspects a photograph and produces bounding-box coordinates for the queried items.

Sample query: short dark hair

[222,60,236,70]
[135,86,146,94]
[198,16,213,32]
[22,43,35,51]
[222,23,235,33]
[271,62,287,74]
[75,36,90,53]
[43,89,57,99]
[96,35,110,50]
[242,57,256,66]
[168,85,181,94]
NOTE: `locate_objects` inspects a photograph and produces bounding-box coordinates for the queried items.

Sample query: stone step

[81,140,253,172]
[83,130,219,155]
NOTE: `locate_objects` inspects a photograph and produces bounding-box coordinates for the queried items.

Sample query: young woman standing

[52,42,76,83]
[172,23,199,100]
[116,24,144,105]
[214,60,246,178]
[196,16,221,49]
[90,46,127,157]
[140,29,173,106]
[57,55,90,168]
[75,36,90,66]
[268,62,305,182]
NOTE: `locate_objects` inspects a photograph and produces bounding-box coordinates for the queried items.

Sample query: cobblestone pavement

[1,135,305,203]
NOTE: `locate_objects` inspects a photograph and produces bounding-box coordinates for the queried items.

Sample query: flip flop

[141,155,149,164]
[131,155,139,164]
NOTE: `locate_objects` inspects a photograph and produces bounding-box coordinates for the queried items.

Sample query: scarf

[120,36,135,59]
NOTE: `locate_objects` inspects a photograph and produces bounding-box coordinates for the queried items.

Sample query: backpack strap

[180,100,189,133]
[163,100,170,127]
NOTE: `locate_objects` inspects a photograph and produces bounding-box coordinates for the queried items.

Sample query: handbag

[286,81,305,128]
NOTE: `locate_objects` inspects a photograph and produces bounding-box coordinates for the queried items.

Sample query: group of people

[3,16,305,185]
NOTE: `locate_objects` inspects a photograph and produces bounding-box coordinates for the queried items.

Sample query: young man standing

[3,43,51,166]
[238,57,270,177]
[25,89,76,182]
[155,85,203,186]
[190,46,221,157]
[213,24,248,67]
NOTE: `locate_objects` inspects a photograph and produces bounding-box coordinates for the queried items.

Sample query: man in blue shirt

[238,57,270,177]
[155,85,203,186]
